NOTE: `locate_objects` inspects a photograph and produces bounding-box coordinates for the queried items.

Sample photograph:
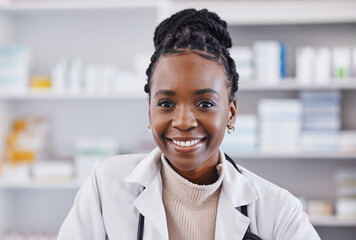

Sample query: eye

[157,100,175,108]
[197,100,215,109]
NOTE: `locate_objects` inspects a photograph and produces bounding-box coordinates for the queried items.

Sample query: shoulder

[238,165,295,203]
[236,165,318,239]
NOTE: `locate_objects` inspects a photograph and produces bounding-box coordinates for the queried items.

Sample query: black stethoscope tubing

[137,154,262,240]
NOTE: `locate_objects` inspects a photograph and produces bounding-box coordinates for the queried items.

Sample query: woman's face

[149,52,237,177]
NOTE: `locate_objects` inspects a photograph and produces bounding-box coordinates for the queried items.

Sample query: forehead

[151,53,228,94]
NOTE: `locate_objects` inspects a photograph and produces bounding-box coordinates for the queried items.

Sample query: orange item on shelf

[30,76,51,89]
[5,118,44,164]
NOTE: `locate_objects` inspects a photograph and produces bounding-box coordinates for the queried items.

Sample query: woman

[58,9,320,240]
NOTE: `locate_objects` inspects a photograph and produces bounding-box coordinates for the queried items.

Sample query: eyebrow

[194,88,219,97]
[153,88,219,98]
[154,89,176,98]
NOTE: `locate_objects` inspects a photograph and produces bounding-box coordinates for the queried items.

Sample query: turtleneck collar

[160,150,225,207]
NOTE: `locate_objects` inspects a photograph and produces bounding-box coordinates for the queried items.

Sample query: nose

[172,105,198,131]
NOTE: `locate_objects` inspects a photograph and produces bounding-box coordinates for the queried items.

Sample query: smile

[172,139,202,147]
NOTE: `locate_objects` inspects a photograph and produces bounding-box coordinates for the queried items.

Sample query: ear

[227,99,237,126]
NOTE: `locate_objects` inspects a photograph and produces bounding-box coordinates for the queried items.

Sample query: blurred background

[0,0,356,239]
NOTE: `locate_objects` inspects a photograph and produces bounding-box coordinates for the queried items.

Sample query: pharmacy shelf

[1,1,356,26]
[1,183,355,227]
[0,90,147,100]
[0,179,83,190]
[0,0,159,11]
[230,153,356,160]
[239,78,356,91]
[310,216,356,227]
[165,1,356,25]
[1,79,356,100]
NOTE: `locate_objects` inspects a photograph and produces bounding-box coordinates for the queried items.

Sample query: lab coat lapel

[215,155,258,240]
[133,172,168,240]
[124,148,168,240]
[215,192,251,240]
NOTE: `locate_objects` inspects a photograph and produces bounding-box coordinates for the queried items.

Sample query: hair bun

[154,8,232,50]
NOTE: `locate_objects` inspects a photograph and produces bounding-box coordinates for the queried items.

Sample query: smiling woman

[57,8,321,240]
[149,53,235,185]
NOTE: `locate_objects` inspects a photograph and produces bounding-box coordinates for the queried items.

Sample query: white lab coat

[58,148,320,240]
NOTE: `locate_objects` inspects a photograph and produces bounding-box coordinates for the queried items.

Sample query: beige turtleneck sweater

[160,153,224,240]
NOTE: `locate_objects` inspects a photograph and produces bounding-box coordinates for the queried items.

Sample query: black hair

[144,8,239,102]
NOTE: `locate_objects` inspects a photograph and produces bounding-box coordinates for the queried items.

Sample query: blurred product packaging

[31,160,73,182]
[296,46,316,84]
[0,163,30,182]
[74,138,119,180]
[51,58,137,95]
[29,75,51,90]
[221,114,257,153]
[333,47,351,79]
[4,117,49,164]
[335,168,356,218]
[258,99,302,153]
[253,41,287,84]
[0,102,10,163]
[307,199,334,217]
[133,52,151,90]
[315,47,331,85]
[0,45,30,92]
[299,90,341,153]
[230,47,253,82]
[51,58,85,93]
[339,131,356,153]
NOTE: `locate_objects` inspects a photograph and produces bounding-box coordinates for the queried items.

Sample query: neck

[167,156,220,185]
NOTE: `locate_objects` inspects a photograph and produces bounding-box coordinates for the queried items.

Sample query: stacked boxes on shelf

[339,131,356,153]
[299,91,341,153]
[258,99,302,153]
[74,138,119,180]
[230,47,253,82]
[253,41,287,84]
[296,46,356,85]
[0,45,30,92]
[221,115,257,154]
[335,168,356,218]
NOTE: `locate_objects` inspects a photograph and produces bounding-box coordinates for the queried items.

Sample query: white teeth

[172,139,201,147]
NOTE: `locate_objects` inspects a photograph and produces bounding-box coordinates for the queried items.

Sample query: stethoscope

[137,154,262,240]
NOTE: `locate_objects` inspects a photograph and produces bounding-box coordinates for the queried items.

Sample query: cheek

[150,109,169,138]
[204,110,229,141]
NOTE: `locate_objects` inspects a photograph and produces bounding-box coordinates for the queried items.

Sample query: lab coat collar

[124,147,258,207]
[124,147,168,239]
[124,148,258,240]
[215,150,258,239]
[220,150,257,207]
[124,147,162,187]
